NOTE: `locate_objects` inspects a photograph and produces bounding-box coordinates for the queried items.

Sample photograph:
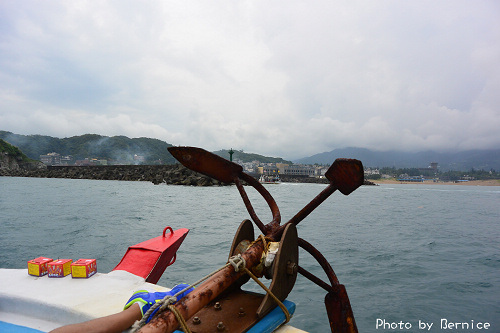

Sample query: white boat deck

[0,269,165,331]
[0,269,306,332]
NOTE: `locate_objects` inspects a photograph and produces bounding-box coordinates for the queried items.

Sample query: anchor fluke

[168,146,242,184]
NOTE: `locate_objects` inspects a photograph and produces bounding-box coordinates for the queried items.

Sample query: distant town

[39,151,484,183]
[40,151,326,177]
[40,152,147,167]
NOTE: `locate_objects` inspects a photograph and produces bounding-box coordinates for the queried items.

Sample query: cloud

[1,0,499,159]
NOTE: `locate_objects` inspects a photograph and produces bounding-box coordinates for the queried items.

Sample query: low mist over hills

[1,131,498,171]
[0,131,292,165]
[0,138,45,171]
[0,131,176,164]
[213,149,292,164]
[296,147,500,171]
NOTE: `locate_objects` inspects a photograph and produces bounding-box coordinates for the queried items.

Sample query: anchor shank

[233,176,267,233]
[298,266,335,293]
[240,172,281,232]
[138,240,267,333]
[286,184,336,228]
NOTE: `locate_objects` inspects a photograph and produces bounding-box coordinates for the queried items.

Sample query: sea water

[1,177,499,332]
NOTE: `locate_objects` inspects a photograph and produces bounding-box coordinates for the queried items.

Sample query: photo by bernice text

[376,318,491,331]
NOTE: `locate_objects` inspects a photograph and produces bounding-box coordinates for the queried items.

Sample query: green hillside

[0,131,176,164]
[0,139,32,162]
[213,149,293,164]
[0,131,292,165]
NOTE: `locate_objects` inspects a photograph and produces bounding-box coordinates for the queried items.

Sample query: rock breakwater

[1,163,375,186]
[0,164,228,186]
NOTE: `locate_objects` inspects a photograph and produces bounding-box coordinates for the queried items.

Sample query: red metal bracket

[113,227,189,283]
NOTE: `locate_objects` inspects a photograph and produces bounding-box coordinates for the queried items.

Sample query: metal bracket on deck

[257,222,298,317]
[184,289,265,332]
[218,219,298,330]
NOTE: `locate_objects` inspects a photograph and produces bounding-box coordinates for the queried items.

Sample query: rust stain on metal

[168,146,242,184]
[139,240,267,332]
[325,158,364,195]
[198,288,214,301]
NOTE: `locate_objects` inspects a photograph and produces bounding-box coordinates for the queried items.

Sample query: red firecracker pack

[71,259,97,278]
[48,259,73,278]
[27,257,53,277]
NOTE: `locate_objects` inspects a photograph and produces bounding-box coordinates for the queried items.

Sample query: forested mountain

[0,138,45,170]
[0,132,292,165]
[0,131,176,164]
[212,149,292,164]
[296,147,500,171]
[0,138,32,162]
[2,131,498,170]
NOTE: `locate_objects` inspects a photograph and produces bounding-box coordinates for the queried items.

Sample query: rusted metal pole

[239,172,281,233]
[297,266,334,293]
[233,176,267,233]
[286,184,336,228]
[298,237,339,286]
[138,240,267,333]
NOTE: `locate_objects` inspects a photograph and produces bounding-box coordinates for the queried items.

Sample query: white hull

[0,269,306,332]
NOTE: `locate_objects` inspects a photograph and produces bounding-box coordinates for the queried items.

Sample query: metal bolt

[238,307,245,317]
[192,316,201,325]
[287,261,297,275]
[214,302,222,311]
[217,322,225,331]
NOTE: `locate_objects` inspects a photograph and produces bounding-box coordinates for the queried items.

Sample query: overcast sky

[1,1,499,159]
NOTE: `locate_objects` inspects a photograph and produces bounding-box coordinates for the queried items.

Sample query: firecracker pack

[48,259,73,278]
[71,258,97,278]
[27,257,53,277]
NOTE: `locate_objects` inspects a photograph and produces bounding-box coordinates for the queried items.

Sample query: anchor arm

[233,176,267,233]
[297,237,358,333]
[298,237,339,287]
[239,171,281,232]
[168,146,281,231]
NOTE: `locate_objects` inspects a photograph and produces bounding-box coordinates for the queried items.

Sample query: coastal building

[75,158,95,166]
[240,161,257,173]
[40,152,61,165]
[241,160,318,177]
[283,164,315,176]
[40,152,74,166]
[398,174,425,182]
[259,165,280,176]
[134,154,145,163]
[364,168,380,176]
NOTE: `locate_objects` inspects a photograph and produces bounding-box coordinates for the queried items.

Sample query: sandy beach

[374,179,500,186]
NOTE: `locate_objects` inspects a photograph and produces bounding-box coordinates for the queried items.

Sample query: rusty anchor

[138,146,363,333]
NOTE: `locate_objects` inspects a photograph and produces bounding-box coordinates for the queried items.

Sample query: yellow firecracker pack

[48,259,73,278]
[27,257,53,277]
[71,259,97,278]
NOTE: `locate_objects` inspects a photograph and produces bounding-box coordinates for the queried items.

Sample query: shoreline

[2,164,499,187]
[374,179,500,186]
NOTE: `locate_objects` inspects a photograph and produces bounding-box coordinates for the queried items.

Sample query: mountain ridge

[295,147,500,171]
[0,131,177,164]
[212,149,293,164]
[1,131,498,171]
[0,131,292,165]
[0,138,46,171]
